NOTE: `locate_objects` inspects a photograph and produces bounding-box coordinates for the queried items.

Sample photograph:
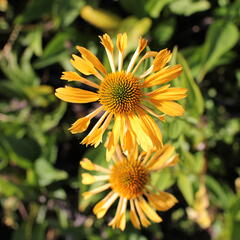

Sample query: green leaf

[170,0,211,16]
[16,0,54,24]
[1,136,41,169]
[53,0,86,27]
[205,175,232,208]
[145,0,172,18]
[22,27,43,56]
[0,50,40,96]
[119,0,146,17]
[0,177,24,198]
[35,158,68,186]
[198,20,239,81]
[153,18,175,45]
[40,101,67,131]
[177,52,204,118]
[177,173,194,205]
[34,32,70,69]
[151,168,176,190]
[165,118,185,140]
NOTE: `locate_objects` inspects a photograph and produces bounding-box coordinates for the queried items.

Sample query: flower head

[80,144,178,230]
[55,33,187,153]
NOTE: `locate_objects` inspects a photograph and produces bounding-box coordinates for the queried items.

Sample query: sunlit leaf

[177,173,194,205]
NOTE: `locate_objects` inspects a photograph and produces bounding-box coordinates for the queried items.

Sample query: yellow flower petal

[93,191,118,218]
[82,113,113,147]
[105,115,123,161]
[82,183,111,199]
[146,144,175,170]
[146,191,178,211]
[71,54,96,75]
[108,197,127,231]
[81,173,96,184]
[61,71,99,89]
[55,86,99,103]
[138,197,162,223]
[126,37,149,73]
[138,37,148,54]
[134,199,151,227]
[153,100,185,116]
[99,33,114,53]
[152,49,172,72]
[99,33,115,72]
[80,158,110,173]
[76,46,107,75]
[81,173,109,185]
[116,33,127,53]
[69,117,90,134]
[81,128,103,147]
[136,107,163,148]
[144,65,182,87]
[128,114,154,152]
[149,87,188,101]
[69,107,103,134]
[130,199,141,229]
[80,158,95,170]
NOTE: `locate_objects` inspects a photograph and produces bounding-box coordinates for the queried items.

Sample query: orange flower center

[98,71,142,114]
[110,158,149,199]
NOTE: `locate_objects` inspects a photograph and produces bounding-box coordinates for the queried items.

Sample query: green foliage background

[0,0,239,239]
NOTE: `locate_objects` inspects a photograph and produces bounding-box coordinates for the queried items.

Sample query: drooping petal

[143,65,182,88]
[76,46,107,75]
[93,191,119,218]
[134,199,151,227]
[69,107,103,134]
[127,114,154,152]
[146,144,175,170]
[61,71,99,89]
[130,199,141,229]
[146,191,178,211]
[138,196,162,223]
[108,197,127,231]
[118,116,138,156]
[55,86,99,103]
[105,114,124,161]
[136,107,163,148]
[81,112,113,147]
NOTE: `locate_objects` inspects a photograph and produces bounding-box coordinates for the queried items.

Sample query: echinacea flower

[55,33,187,153]
[80,144,178,230]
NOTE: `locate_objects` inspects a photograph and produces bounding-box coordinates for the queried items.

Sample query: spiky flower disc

[99,71,142,114]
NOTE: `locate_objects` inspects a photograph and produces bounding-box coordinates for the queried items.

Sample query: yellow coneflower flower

[55,33,187,153]
[80,144,178,230]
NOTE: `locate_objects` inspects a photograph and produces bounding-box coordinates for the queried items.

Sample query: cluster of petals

[55,33,187,157]
[80,144,178,230]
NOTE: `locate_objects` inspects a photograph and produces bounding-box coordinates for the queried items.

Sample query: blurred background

[0,0,240,239]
